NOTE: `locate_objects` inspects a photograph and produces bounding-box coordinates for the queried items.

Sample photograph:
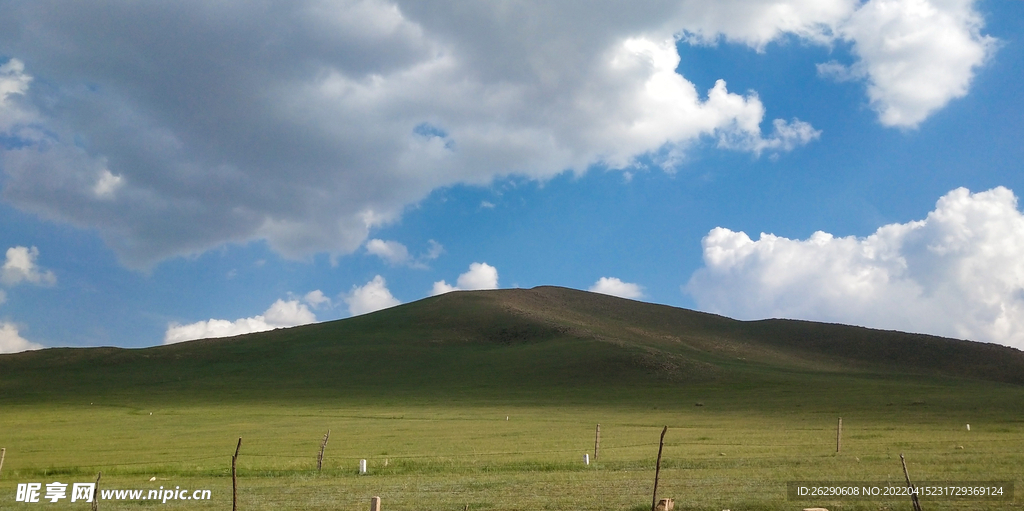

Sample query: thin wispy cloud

[366,239,443,268]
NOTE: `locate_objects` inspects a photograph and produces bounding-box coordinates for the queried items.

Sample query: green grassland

[2,287,1023,510]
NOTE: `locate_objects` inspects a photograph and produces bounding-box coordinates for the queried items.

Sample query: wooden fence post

[0,447,5,478]
[91,472,101,511]
[370,496,381,511]
[594,424,600,461]
[232,438,242,511]
[651,426,668,511]
[317,430,330,472]
[836,417,842,453]
[900,453,923,511]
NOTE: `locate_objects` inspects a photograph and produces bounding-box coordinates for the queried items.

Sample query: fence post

[232,438,242,511]
[0,447,5,478]
[900,453,923,511]
[91,472,101,511]
[651,426,668,511]
[317,430,330,472]
[370,496,381,511]
[595,424,600,461]
[836,417,842,453]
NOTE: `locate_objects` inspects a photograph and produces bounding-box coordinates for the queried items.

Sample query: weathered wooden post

[370,496,381,511]
[651,426,668,511]
[317,430,330,472]
[91,472,101,511]
[595,424,601,461]
[0,447,6,478]
[836,417,842,453]
[232,438,242,511]
[900,453,922,511]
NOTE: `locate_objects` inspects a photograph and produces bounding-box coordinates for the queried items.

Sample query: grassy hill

[3,286,1024,510]
[2,286,1022,405]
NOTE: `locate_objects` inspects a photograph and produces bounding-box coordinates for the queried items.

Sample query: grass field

[2,288,1023,510]
[2,373,1022,511]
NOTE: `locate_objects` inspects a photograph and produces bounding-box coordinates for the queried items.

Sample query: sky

[2,0,1024,353]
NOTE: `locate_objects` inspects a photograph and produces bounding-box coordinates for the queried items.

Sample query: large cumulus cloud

[686,187,1024,349]
[0,1,994,266]
[825,0,996,127]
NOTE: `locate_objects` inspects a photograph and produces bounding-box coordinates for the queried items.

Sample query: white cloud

[816,60,858,82]
[366,239,412,266]
[0,2,819,267]
[0,58,33,131]
[92,169,124,200]
[431,262,499,295]
[0,321,43,353]
[344,275,401,316]
[366,238,443,268]
[164,298,317,344]
[423,240,444,261]
[0,246,51,353]
[748,118,822,154]
[431,281,457,295]
[833,0,997,128]
[0,58,30,100]
[263,298,318,326]
[0,2,993,265]
[589,277,645,299]
[686,187,1024,349]
[303,289,332,309]
[1,246,56,287]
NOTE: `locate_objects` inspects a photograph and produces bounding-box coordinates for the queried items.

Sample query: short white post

[583,453,590,465]
[359,459,367,474]
[966,424,970,431]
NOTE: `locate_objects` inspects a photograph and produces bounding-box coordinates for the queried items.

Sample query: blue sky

[2,0,1024,351]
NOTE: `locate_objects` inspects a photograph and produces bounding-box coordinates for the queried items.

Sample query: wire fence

[4,422,1021,510]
